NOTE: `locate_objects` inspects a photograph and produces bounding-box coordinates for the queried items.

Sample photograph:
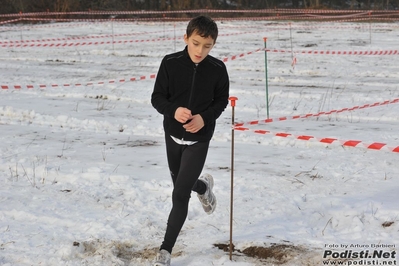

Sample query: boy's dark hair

[186,16,218,43]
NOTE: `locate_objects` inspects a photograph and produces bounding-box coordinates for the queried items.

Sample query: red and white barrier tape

[0,19,123,31]
[1,74,156,90]
[0,30,172,45]
[0,37,179,48]
[333,17,399,22]
[235,99,399,127]
[221,48,399,64]
[1,9,398,18]
[0,18,21,25]
[272,8,398,14]
[1,17,186,23]
[288,22,399,30]
[0,9,275,17]
[234,127,399,153]
[222,48,263,62]
[266,48,399,56]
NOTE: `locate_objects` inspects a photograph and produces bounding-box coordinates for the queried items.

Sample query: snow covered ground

[1,18,398,265]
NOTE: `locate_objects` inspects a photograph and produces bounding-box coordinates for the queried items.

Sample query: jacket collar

[183,46,207,66]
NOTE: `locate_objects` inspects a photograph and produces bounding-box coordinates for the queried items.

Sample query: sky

[0,18,398,266]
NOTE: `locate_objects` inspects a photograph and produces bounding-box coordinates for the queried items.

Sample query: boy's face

[184,31,215,64]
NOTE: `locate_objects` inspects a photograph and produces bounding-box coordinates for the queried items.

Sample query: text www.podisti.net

[322,248,397,265]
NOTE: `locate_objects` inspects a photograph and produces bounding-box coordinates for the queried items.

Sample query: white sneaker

[153,249,171,266]
[197,174,217,214]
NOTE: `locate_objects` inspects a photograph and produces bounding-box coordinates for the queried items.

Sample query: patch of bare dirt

[214,242,318,265]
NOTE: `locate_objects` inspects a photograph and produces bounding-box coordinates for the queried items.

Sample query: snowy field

[1,18,399,265]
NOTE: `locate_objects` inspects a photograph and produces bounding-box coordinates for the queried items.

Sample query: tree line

[0,0,398,14]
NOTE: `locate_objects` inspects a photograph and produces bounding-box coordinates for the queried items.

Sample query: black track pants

[160,135,209,253]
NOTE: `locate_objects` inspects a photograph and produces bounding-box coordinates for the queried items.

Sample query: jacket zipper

[182,65,197,141]
[187,65,197,110]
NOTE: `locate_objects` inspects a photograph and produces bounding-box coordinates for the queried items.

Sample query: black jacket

[151,46,229,142]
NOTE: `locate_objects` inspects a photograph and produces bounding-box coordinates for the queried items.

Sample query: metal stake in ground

[228,96,238,260]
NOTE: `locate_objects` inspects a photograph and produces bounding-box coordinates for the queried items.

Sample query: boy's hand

[183,114,204,133]
[175,107,192,123]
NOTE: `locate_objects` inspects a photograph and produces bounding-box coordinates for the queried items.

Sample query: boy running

[151,15,230,266]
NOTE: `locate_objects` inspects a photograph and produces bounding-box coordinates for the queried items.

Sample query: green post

[264,37,269,118]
